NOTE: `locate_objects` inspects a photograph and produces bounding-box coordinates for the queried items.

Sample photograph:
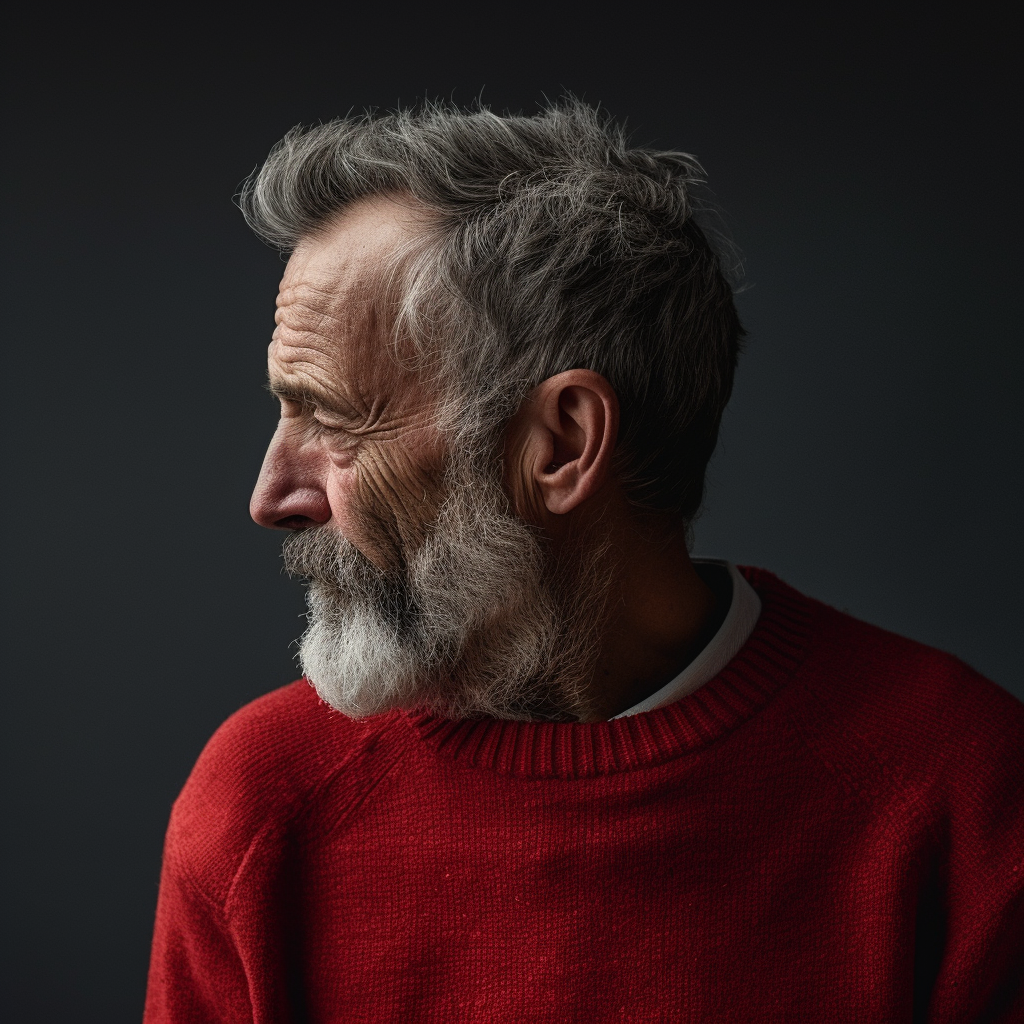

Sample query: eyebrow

[264,377,352,418]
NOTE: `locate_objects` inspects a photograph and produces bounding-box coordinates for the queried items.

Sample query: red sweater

[144,569,1024,1023]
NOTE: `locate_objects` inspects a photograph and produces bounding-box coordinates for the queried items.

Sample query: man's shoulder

[753,569,1024,798]
[162,681,409,907]
[808,584,1020,732]
[186,679,394,787]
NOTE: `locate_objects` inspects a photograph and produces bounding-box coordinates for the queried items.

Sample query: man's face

[251,197,444,569]
[251,198,610,721]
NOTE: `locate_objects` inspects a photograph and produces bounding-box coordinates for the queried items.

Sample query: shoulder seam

[169,840,237,920]
[221,713,416,915]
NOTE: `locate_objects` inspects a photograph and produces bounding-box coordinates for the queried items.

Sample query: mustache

[281,525,418,633]
[281,525,375,584]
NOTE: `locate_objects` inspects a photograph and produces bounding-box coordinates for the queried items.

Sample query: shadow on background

[5,4,1020,1019]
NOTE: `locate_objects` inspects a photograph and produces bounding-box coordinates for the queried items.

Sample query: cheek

[325,447,445,570]
[324,464,365,536]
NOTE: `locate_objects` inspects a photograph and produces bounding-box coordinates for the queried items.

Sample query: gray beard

[281,465,612,721]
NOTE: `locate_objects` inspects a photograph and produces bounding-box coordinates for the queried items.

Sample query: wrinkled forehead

[271,196,424,385]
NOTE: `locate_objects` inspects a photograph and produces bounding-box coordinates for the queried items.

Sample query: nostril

[273,515,320,531]
[250,484,331,530]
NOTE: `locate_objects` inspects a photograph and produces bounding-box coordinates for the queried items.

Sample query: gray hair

[239,99,744,523]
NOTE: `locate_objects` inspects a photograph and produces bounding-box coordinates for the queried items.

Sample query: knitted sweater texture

[144,569,1024,1022]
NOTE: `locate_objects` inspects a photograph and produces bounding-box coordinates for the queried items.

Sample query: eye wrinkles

[268,295,430,443]
[267,374,437,450]
[266,377,357,421]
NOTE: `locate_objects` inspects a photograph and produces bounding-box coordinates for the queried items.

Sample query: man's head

[243,101,744,721]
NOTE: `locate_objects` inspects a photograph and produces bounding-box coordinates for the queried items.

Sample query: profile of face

[250,198,610,721]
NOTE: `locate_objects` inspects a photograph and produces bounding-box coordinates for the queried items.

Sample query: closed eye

[313,417,347,433]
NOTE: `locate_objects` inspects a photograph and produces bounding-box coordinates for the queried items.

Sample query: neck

[567,509,719,723]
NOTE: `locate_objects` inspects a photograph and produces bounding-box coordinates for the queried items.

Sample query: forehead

[270,196,423,387]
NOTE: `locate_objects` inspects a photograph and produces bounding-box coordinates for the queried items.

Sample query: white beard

[281,465,612,721]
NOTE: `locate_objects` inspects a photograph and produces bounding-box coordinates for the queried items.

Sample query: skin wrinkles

[352,446,444,571]
[256,196,445,569]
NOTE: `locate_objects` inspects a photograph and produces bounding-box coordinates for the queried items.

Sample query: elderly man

[144,102,1023,1022]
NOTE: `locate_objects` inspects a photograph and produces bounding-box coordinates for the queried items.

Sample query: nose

[250,430,331,530]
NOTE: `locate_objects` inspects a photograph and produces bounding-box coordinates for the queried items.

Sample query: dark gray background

[5,4,1020,1019]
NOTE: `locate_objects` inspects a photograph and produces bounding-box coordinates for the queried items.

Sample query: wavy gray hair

[239,99,744,524]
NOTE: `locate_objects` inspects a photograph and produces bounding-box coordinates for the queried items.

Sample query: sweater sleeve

[142,681,382,1022]
[922,675,1024,1024]
[141,683,311,1024]
[788,609,1024,1022]
[143,838,254,1024]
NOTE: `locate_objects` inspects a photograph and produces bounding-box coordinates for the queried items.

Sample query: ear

[506,369,620,519]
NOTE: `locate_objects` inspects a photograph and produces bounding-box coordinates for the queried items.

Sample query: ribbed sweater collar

[403,568,815,779]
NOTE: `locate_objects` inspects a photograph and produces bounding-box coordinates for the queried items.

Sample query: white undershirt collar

[612,561,762,719]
